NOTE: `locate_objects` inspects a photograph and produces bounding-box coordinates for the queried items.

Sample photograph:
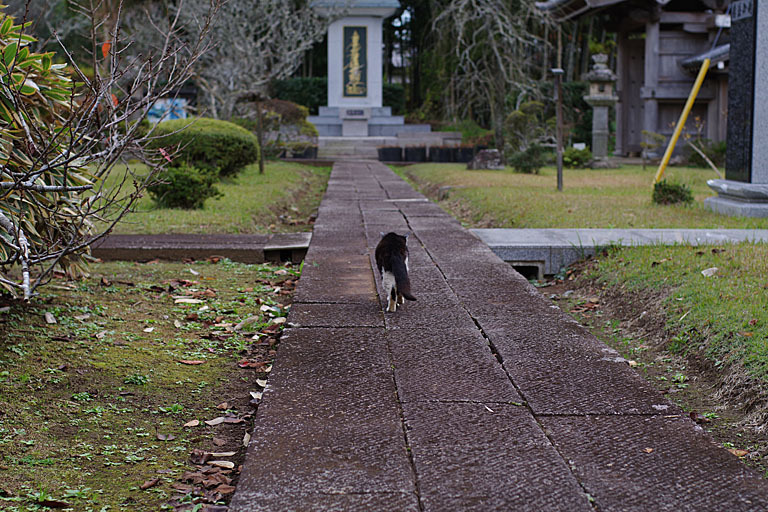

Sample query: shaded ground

[541,260,768,478]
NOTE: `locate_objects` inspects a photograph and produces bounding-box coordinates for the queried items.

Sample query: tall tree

[432,0,550,149]
[181,0,341,121]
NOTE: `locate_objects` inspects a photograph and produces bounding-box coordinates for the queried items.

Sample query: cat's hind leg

[387,287,397,312]
[397,293,405,305]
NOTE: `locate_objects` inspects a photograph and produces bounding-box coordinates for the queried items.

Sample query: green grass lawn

[0,259,296,510]
[100,161,329,234]
[396,163,768,229]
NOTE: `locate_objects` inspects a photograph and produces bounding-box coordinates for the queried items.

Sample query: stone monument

[582,53,618,168]
[706,0,768,216]
[309,0,429,137]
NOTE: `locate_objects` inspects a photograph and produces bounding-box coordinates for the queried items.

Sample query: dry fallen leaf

[627,360,639,367]
[701,267,719,277]
[209,451,236,457]
[143,327,154,333]
[210,460,235,469]
[243,432,251,447]
[171,482,194,493]
[175,298,204,304]
[157,433,176,441]
[728,448,749,457]
[174,320,182,328]
[188,268,200,276]
[140,478,160,490]
[249,391,263,400]
[255,379,268,388]
[212,437,226,447]
[643,447,654,454]
[178,360,205,365]
[44,312,57,324]
[205,417,225,426]
[216,484,236,494]
[217,402,229,410]
[183,420,200,428]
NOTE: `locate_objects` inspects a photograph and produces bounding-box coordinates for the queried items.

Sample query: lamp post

[553,67,564,191]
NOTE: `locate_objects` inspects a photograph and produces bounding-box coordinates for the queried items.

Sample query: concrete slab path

[230,160,768,511]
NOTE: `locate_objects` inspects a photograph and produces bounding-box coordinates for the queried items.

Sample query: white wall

[327,16,384,108]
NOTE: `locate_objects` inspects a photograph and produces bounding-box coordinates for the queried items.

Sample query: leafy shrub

[273,77,327,114]
[505,101,551,156]
[148,164,221,209]
[686,139,727,168]
[508,144,547,174]
[653,179,693,205]
[563,147,592,168]
[149,117,259,176]
[0,11,97,293]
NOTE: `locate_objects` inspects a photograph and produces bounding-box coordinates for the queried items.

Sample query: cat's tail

[392,259,417,301]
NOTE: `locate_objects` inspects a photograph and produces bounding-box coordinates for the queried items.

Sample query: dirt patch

[540,260,768,477]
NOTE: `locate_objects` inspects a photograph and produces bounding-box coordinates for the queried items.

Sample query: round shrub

[148,164,221,209]
[149,117,260,176]
[563,147,592,169]
[653,179,693,205]
[508,144,547,174]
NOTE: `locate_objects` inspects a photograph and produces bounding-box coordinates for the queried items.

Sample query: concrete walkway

[230,161,768,511]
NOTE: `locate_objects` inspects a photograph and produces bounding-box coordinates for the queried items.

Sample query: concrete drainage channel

[472,228,768,280]
[91,233,312,264]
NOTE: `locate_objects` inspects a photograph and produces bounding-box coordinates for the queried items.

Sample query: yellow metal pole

[653,58,711,185]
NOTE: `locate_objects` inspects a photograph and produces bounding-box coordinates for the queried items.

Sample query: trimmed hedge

[149,117,260,176]
[148,164,221,209]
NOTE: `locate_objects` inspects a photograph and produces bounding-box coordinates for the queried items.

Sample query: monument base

[309,106,431,137]
[705,179,768,217]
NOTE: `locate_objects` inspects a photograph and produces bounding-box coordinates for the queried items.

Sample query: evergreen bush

[653,179,693,205]
[148,164,221,209]
[149,117,259,176]
[563,147,592,168]
[508,144,547,174]
[273,77,327,114]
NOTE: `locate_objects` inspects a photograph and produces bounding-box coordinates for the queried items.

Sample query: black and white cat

[375,232,416,312]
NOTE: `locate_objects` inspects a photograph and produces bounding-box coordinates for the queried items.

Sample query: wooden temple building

[536,0,732,156]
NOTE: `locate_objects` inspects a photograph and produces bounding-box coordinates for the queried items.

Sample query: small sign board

[732,0,754,22]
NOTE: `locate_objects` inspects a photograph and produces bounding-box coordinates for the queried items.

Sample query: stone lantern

[583,54,618,168]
